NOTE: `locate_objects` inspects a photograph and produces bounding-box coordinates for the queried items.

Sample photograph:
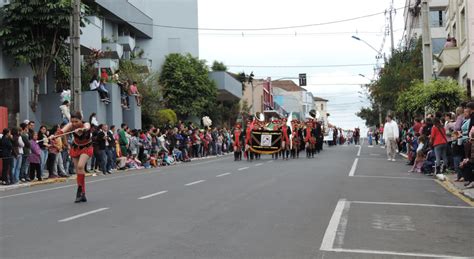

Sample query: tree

[358,38,423,125]
[159,53,218,119]
[0,0,80,111]
[119,60,162,126]
[211,60,227,71]
[154,109,177,127]
[396,79,465,116]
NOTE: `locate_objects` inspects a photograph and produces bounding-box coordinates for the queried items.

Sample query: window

[432,38,445,54]
[429,10,445,28]
[453,23,457,40]
[321,104,324,110]
[460,9,466,41]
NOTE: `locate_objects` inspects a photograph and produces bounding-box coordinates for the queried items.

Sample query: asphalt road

[1,143,473,259]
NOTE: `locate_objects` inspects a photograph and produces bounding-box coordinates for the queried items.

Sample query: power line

[114,5,411,31]
[199,29,403,37]
[227,64,377,68]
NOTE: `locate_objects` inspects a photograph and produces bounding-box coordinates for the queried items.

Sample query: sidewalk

[399,152,474,203]
[0,153,231,192]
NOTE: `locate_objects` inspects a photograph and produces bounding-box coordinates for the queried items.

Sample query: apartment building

[0,0,198,128]
[437,0,474,97]
[403,0,449,54]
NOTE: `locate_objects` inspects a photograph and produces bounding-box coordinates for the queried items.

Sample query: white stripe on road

[320,199,348,251]
[325,248,470,258]
[255,163,263,167]
[216,172,231,177]
[58,208,109,222]
[185,180,206,186]
[0,172,151,199]
[352,175,433,181]
[238,167,249,171]
[357,145,362,156]
[348,158,359,176]
[350,200,474,209]
[138,190,168,200]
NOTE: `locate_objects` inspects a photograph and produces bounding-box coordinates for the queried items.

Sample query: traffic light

[299,73,306,86]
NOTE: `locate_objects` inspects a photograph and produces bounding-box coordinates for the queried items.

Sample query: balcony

[80,16,102,53]
[209,71,243,101]
[118,35,136,51]
[437,47,461,76]
[94,58,119,72]
[131,58,152,73]
[102,42,123,59]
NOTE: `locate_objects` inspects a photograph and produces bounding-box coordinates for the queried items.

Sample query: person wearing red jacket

[430,118,448,174]
[233,123,242,161]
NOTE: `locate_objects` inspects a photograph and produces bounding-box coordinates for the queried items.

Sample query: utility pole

[72,0,82,113]
[389,7,395,55]
[421,0,433,84]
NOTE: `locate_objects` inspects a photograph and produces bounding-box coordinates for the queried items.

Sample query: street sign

[299,73,307,86]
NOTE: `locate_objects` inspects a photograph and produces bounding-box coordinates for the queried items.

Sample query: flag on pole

[287,112,293,150]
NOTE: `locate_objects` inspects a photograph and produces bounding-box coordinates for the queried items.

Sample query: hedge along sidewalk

[0,153,233,192]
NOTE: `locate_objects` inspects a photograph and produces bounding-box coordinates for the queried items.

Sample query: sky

[198,0,407,134]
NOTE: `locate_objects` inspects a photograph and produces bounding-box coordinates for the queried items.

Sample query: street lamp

[351,36,383,59]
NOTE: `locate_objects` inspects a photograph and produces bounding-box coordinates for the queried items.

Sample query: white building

[272,80,314,120]
[0,0,199,128]
[403,0,449,54]
[437,0,474,97]
[313,96,329,126]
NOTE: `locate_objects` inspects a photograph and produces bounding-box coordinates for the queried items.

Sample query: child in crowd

[409,151,425,173]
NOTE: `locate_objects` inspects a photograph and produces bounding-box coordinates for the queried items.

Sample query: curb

[435,178,474,206]
[0,178,67,191]
[0,154,232,192]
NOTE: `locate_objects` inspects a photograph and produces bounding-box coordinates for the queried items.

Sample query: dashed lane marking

[185,180,206,186]
[216,173,231,177]
[138,190,168,200]
[238,167,250,171]
[58,208,109,222]
[348,158,359,176]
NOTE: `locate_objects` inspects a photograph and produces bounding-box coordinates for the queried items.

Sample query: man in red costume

[233,123,242,161]
[280,118,291,160]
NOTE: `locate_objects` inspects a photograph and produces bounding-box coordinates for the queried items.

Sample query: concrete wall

[209,71,242,101]
[129,0,199,71]
[123,96,142,129]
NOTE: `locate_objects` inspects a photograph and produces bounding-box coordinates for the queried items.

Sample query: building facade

[437,0,474,97]
[0,0,198,128]
[403,0,449,54]
[241,78,274,115]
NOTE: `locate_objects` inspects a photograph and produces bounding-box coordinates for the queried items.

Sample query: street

[1,143,473,259]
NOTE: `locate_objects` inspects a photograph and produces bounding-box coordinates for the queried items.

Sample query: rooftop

[313,96,328,102]
[271,80,306,92]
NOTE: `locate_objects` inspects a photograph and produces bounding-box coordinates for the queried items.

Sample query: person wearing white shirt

[383,115,399,161]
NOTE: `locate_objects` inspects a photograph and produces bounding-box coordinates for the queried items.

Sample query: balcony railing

[118,35,136,51]
[437,47,461,77]
[102,42,124,59]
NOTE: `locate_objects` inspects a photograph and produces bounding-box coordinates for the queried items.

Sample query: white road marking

[350,200,474,209]
[0,172,150,199]
[255,163,263,167]
[216,172,231,177]
[371,214,415,231]
[58,208,109,222]
[352,175,433,181]
[138,190,168,200]
[185,180,206,186]
[320,199,348,251]
[348,158,359,176]
[357,145,362,156]
[238,167,249,171]
[325,248,470,258]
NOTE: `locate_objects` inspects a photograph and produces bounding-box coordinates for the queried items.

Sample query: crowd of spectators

[376,102,474,189]
[0,116,235,185]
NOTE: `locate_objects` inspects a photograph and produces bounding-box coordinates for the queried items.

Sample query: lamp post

[352,36,383,60]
